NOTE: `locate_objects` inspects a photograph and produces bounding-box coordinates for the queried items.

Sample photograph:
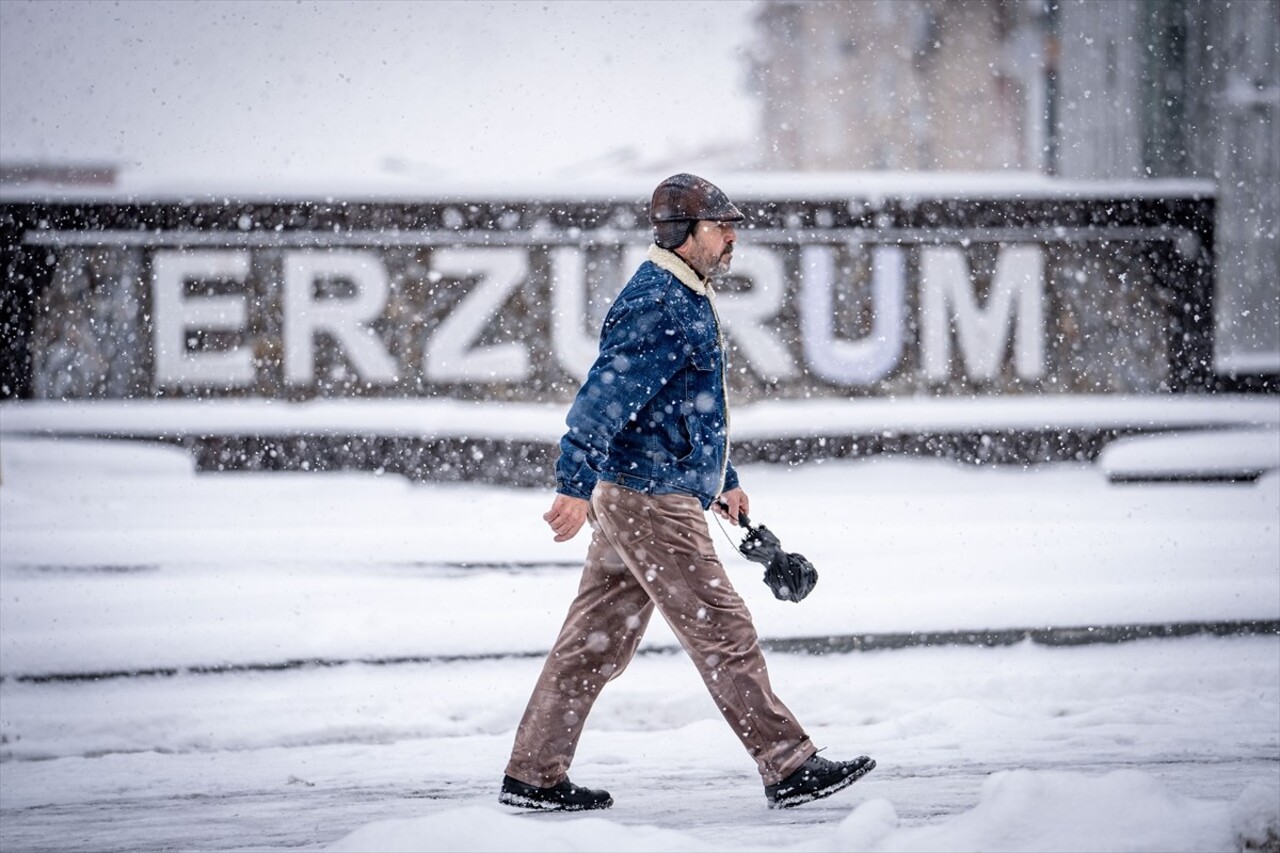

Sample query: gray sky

[0,0,760,184]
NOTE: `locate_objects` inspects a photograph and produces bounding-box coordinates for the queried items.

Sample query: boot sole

[766,757,876,809]
[498,791,613,812]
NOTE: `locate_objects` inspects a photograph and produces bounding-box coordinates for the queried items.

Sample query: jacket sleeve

[555,293,687,500]
[722,459,740,494]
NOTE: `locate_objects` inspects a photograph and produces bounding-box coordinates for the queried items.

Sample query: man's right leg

[504,504,655,789]
[588,484,875,807]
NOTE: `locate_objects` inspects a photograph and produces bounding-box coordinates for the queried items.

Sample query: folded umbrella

[718,503,819,603]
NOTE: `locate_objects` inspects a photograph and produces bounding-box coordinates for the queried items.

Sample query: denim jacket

[556,245,739,509]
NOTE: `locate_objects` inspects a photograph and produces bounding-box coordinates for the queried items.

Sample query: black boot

[499,774,613,811]
[765,754,875,809]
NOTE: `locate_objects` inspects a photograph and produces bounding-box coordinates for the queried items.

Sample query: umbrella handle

[715,499,753,530]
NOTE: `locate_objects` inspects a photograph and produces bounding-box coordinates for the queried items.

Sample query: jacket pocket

[676,414,699,462]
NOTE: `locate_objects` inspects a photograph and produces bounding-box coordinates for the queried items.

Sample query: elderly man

[499,174,875,811]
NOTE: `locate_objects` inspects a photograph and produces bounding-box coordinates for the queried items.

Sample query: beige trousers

[505,482,816,788]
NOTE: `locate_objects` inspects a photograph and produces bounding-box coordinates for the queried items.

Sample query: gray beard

[707,255,733,279]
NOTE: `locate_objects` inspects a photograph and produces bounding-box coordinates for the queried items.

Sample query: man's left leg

[503,501,655,806]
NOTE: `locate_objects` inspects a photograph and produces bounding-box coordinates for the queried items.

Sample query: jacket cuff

[556,472,596,501]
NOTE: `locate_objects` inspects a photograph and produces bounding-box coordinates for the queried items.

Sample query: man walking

[499,174,875,811]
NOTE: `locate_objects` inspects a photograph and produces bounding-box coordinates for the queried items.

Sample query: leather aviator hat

[650,173,745,249]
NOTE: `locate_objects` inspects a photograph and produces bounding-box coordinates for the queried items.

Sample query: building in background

[746,0,1278,375]
[748,0,1046,171]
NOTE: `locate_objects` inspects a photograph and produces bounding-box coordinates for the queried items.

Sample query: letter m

[921,244,1044,382]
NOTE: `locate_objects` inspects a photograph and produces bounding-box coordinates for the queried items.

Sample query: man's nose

[724,226,736,244]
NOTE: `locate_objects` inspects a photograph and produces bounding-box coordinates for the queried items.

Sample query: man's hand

[544,493,589,542]
[713,486,750,526]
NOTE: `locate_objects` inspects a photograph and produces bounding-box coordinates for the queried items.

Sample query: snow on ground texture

[327,773,1279,853]
[2,436,1277,677]
[1,435,1278,852]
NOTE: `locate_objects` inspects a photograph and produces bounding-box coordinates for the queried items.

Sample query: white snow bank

[0,399,567,441]
[0,433,196,480]
[1098,427,1280,481]
[326,771,1278,853]
[2,395,1276,440]
[834,771,1279,853]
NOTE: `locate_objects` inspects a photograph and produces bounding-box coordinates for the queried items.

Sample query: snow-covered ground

[1,431,1278,851]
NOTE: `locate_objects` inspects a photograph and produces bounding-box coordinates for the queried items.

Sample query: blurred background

[2,0,1275,366]
[0,0,1276,477]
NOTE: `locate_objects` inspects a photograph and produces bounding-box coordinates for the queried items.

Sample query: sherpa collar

[647,244,710,296]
